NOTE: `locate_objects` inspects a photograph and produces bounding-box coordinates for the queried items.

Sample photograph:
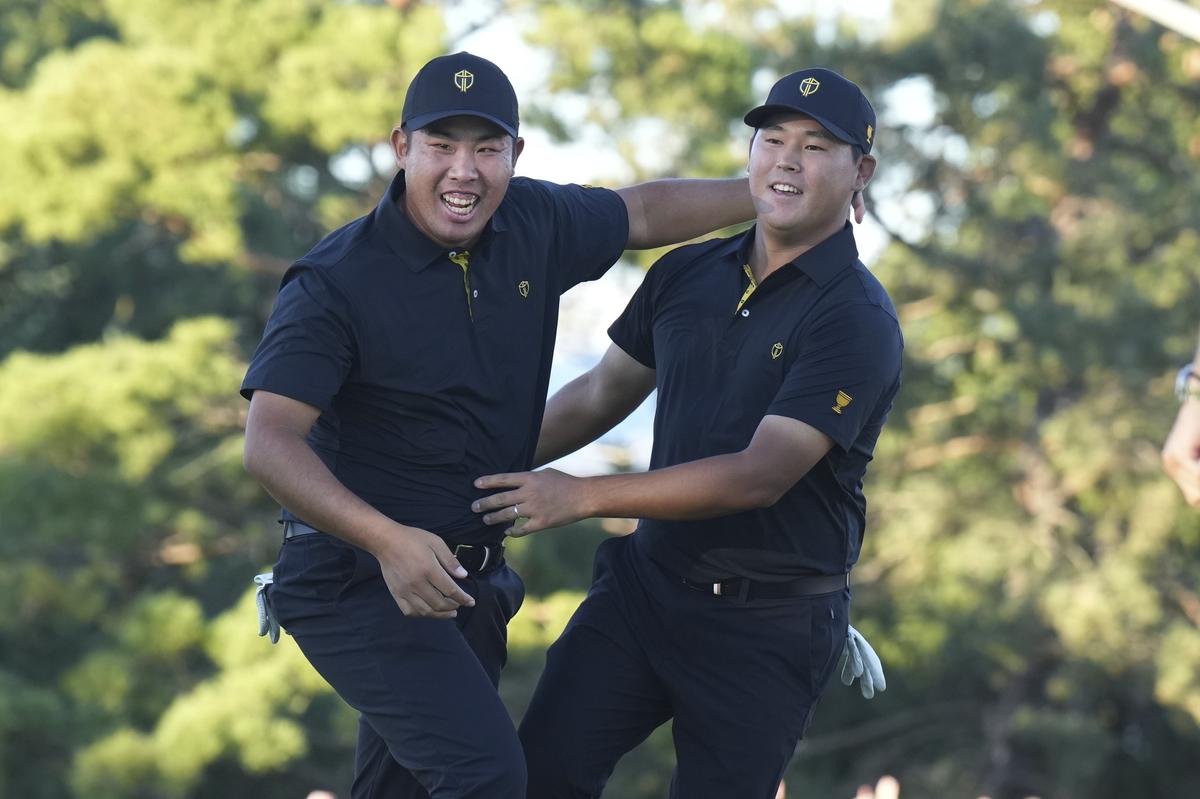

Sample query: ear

[511,136,525,167]
[391,126,410,167]
[854,153,877,192]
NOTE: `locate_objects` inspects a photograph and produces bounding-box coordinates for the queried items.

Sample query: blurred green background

[1,0,1199,797]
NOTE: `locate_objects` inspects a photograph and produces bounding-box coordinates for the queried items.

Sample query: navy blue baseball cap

[744,67,876,153]
[402,52,519,138]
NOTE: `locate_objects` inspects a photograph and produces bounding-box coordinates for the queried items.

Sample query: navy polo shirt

[242,172,629,545]
[608,223,902,581]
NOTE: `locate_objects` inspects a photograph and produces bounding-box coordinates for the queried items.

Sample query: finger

[482,499,524,526]
[473,491,517,516]
[426,562,475,607]
[505,519,538,538]
[474,473,521,490]
[415,582,464,613]
[482,507,523,525]
[429,541,469,581]
[403,593,447,619]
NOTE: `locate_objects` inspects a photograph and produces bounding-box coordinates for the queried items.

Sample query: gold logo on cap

[454,70,474,92]
[832,390,853,415]
[771,342,784,360]
[799,77,821,97]
[518,280,530,298]
[866,125,874,144]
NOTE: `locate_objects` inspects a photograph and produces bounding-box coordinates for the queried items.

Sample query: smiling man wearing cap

[473,67,902,798]
[238,50,804,799]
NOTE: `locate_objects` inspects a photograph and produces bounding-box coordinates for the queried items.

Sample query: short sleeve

[606,259,661,369]
[767,303,902,451]
[541,182,630,290]
[240,264,357,411]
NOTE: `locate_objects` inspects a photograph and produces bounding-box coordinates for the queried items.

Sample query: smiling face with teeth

[747,112,875,253]
[391,115,524,249]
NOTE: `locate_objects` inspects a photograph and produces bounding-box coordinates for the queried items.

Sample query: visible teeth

[771,184,799,194]
[442,194,478,215]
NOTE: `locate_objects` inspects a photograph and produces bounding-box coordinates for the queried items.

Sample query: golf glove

[254,572,280,644]
[839,624,885,698]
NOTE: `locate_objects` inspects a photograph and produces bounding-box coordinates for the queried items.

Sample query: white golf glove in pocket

[254,572,280,644]
[839,624,885,698]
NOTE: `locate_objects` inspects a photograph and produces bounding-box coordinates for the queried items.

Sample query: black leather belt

[448,542,505,575]
[680,571,848,601]
[281,521,505,575]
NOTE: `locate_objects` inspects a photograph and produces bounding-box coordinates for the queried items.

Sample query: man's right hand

[375,526,475,619]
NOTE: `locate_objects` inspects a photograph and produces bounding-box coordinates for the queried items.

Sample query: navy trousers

[520,534,848,799]
[268,533,527,799]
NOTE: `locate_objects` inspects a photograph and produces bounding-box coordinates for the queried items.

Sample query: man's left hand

[473,469,586,536]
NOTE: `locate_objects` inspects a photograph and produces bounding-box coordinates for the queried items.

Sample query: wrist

[576,475,604,520]
[362,519,416,558]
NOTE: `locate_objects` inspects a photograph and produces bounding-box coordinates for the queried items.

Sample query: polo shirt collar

[373,171,508,272]
[734,221,860,287]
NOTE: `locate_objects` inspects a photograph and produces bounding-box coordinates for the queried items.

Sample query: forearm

[534,373,642,467]
[244,425,399,556]
[619,178,753,249]
[577,451,782,521]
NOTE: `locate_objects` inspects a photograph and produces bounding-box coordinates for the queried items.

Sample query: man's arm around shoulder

[616,179,866,250]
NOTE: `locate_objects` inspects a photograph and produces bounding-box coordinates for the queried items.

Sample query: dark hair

[849,144,864,162]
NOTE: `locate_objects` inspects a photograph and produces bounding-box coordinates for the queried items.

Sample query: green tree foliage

[2,1,1199,798]
[0,0,444,358]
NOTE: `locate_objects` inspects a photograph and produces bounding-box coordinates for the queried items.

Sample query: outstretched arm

[534,344,656,468]
[616,179,867,250]
[617,178,753,249]
[473,414,833,535]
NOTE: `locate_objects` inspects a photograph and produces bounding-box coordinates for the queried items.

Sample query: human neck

[748,216,844,281]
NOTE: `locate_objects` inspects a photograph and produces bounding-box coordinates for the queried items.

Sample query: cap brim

[743,104,856,147]
[404,110,518,139]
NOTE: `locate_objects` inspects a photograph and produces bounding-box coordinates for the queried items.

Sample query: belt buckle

[712,581,723,596]
[453,544,491,573]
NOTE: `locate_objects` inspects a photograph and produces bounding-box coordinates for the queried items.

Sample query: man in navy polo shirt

[474,67,903,798]
[240,52,773,799]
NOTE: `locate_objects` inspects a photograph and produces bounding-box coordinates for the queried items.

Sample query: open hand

[472,469,587,536]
